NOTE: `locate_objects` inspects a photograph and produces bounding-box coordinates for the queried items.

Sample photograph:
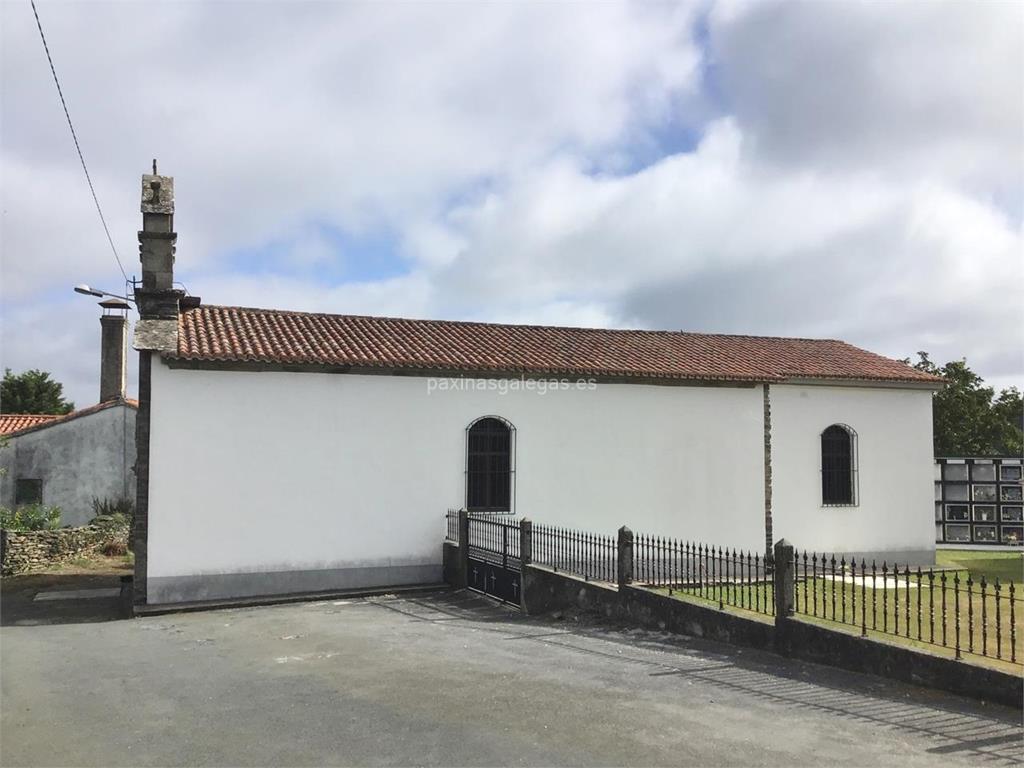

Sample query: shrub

[0,504,62,531]
[89,512,131,531]
[91,499,134,528]
[91,496,134,520]
[100,537,128,557]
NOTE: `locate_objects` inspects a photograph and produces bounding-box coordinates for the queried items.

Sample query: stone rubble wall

[0,525,129,576]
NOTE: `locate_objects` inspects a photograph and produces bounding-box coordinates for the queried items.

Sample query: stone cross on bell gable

[133,160,183,352]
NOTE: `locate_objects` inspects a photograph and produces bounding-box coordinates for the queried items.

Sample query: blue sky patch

[216,222,410,285]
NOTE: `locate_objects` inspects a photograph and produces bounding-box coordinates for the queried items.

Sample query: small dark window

[467,417,512,512]
[821,425,856,505]
[15,479,43,506]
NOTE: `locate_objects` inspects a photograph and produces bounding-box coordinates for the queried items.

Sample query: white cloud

[709,0,1024,189]
[1,0,1021,409]
[415,121,1021,380]
[193,271,434,320]
[425,120,897,306]
[1,1,701,299]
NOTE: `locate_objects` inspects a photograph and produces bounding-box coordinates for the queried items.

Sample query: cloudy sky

[1,0,1021,408]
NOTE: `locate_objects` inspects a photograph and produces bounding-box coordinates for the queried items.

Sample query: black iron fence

[442,513,1023,670]
[445,509,459,544]
[633,535,775,617]
[791,550,1022,667]
[532,524,616,582]
[467,514,520,567]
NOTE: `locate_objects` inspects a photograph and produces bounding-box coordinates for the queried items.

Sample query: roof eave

[162,354,773,387]
[779,376,944,391]
[0,398,137,438]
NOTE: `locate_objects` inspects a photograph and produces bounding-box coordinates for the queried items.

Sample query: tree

[0,369,74,415]
[993,387,1024,453]
[906,352,1023,457]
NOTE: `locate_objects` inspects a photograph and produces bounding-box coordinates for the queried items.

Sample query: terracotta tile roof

[173,305,942,386]
[0,413,62,435]
[0,398,138,437]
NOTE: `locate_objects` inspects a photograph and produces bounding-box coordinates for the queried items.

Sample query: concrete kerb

[131,582,450,616]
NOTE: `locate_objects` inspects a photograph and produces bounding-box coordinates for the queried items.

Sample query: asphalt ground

[1,584,1021,766]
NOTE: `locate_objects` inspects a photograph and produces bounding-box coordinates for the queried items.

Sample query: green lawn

[652,561,1024,676]
[936,549,1024,584]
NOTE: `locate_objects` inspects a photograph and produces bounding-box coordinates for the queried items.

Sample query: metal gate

[467,515,521,606]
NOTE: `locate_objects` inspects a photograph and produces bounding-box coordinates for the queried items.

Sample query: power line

[30,0,129,283]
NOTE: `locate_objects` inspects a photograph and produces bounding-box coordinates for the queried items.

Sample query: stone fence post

[458,508,469,549]
[456,508,470,588]
[520,518,532,566]
[617,526,634,588]
[773,538,795,654]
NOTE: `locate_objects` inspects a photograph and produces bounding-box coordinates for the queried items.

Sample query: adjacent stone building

[0,304,137,526]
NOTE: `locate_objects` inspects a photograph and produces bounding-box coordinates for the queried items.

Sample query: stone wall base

[147,563,443,605]
[1,525,128,576]
[517,564,1022,710]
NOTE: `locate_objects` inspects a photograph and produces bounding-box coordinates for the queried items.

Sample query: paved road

[1,587,1021,766]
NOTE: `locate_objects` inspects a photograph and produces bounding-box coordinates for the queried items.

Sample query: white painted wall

[146,362,767,588]
[147,363,936,598]
[771,384,935,559]
[0,405,136,526]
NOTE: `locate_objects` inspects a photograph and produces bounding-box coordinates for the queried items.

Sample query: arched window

[466,417,514,512]
[821,424,857,506]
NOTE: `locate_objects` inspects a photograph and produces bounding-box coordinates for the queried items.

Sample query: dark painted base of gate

[468,556,521,607]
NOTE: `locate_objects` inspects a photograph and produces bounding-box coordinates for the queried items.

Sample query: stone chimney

[133,162,184,353]
[99,299,128,401]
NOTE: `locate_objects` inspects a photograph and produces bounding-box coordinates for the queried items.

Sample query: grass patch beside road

[2,551,132,583]
[651,583,776,625]
[937,549,1024,584]
[792,574,1023,676]
[651,568,1024,677]
[59,552,133,573]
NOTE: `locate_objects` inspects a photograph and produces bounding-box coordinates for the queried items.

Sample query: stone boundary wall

[1,525,128,576]
[446,518,1022,707]
[521,564,776,652]
[517,563,1023,710]
[776,612,1021,708]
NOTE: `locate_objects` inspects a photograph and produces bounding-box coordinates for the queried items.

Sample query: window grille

[821,424,857,506]
[466,417,513,512]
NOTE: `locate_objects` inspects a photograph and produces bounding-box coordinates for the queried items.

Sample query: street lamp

[73,284,133,303]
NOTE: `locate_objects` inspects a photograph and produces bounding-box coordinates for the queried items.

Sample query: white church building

[130,170,942,608]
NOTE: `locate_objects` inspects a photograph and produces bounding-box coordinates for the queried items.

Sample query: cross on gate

[464,517,521,607]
